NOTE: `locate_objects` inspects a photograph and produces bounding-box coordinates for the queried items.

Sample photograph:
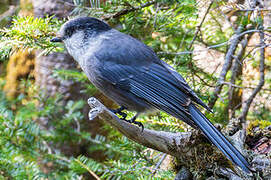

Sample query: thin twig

[153,3,160,29]
[74,117,81,133]
[188,0,214,50]
[75,159,101,180]
[103,1,156,20]
[0,5,18,22]
[216,4,235,31]
[158,29,265,56]
[42,140,53,154]
[151,153,167,177]
[221,81,271,92]
[227,8,271,12]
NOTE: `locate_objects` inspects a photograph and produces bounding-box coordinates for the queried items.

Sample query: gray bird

[51,17,252,173]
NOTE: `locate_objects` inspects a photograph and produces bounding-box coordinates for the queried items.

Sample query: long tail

[188,104,252,173]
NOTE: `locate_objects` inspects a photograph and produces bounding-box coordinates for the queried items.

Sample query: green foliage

[0,16,63,61]
[0,81,174,179]
[1,0,270,179]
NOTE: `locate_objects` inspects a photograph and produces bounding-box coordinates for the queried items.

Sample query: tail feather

[188,105,252,173]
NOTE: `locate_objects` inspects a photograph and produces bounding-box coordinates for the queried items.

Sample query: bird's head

[51,17,111,62]
[51,17,111,43]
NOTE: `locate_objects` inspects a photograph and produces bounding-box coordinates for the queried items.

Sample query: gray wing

[99,62,197,127]
[158,61,212,112]
[96,30,211,113]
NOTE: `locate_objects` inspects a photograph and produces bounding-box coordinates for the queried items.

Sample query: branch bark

[87,97,193,157]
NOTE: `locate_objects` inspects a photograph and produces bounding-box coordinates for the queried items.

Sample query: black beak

[50,37,63,42]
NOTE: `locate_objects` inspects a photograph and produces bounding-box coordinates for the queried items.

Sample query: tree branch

[102,1,156,20]
[188,0,214,50]
[87,97,193,157]
[87,97,260,178]
[0,5,18,22]
[228,33,252,118]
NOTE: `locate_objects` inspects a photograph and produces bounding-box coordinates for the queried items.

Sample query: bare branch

[158,29,265,56]
[151,153,167,177]
[0,5,18,22]
[221,81,271,92]
[87,97,193,157]
[227,8,271,12]
[188,0,214,50]
[239,28,265,122]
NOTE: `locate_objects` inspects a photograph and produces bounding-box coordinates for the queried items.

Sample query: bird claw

[110,106,127,119]
[111,106,144,132]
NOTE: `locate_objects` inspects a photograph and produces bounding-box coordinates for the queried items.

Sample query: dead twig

[159,29,265,56]
[151,153,167,177]
[188,0,214,50]
[221,81,271,92]
[0,5,19,22]
[239,27,265,122]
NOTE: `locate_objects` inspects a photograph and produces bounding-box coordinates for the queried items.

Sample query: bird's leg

[125,113,144,132]
[111,107,144,131]
[110,106,127,119]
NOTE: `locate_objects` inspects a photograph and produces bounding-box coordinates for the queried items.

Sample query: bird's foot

[123,116,144,132]
[111,107,144,132]
[110,106,127,119]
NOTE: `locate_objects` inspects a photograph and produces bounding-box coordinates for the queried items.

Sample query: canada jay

[51,17,252,173]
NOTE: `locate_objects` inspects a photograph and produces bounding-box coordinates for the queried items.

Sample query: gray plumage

[51,17,252,173]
